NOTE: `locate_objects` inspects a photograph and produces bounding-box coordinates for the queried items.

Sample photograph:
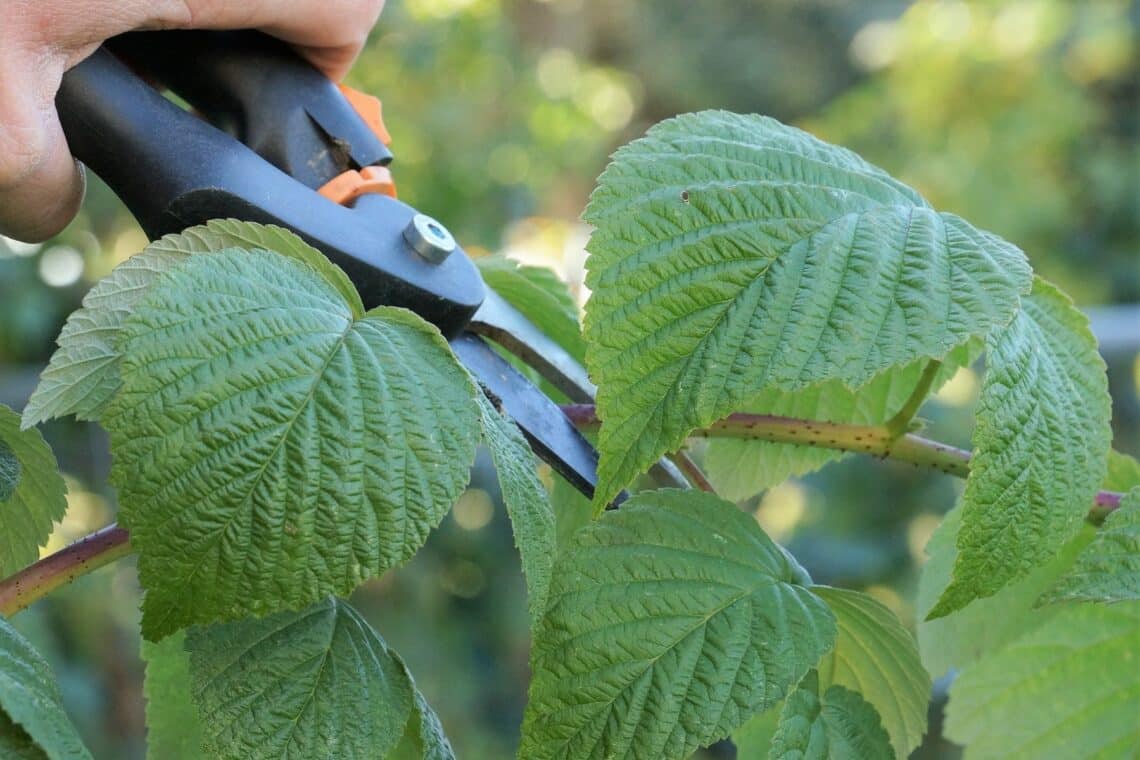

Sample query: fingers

[0,58,86,242]
[179,0,386,79]
[0,0,384,240]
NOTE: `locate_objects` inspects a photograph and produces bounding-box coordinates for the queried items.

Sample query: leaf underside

[0,618,91,760]
[812,586,929,758]
[104,249,479,639]
[769,670,894,760]
[520,489,836,760]
[584,110,1031,507]
[931,278,1111,618]
[0,406,68,576]
[945,600,1140,759]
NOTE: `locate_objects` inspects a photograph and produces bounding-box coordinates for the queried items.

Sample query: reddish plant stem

[0,524,132,618]
[561,403,1126,521]
[2,408,1129,618]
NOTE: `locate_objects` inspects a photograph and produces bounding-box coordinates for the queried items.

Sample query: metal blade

[467,287,691,493]
[468,288,595,402]
[451,332,609,502]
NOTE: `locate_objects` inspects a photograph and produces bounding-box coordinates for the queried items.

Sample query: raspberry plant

[1,111,1135,759]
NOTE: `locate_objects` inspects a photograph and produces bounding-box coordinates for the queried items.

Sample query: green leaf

[1039,487,1140,605]
[23,220,355,428]
[142,630,202,759]
[945,600,1140,758]
[769,671,894,760]
[812,587,929,758]
[477,255,585,363]
[931,278,1112,618]
[475,391,556,628]
[0,618,91,759]
[550,473,594,549]
[706,341,978,501]
[1103,450,1140,492]
[519,489,836,759]
[732,705,782,759]
[187,597,414,760]
[917,504,1096,679]
[104,250,480,639]
[390,687,457,760]
[0,406,68,576]
[583,110,1031,507]
[0,712,47,760]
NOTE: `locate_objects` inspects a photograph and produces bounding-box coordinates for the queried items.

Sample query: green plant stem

[0,524,131,618]
[884,359,942,438]
[559,404,1125,521]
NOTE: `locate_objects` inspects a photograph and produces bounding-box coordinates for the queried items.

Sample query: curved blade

[450,332,613,503]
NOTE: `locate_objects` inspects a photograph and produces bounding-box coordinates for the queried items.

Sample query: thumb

[0,74,86,243]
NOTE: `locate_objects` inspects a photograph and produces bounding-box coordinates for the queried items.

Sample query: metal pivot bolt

[403,213,456,264]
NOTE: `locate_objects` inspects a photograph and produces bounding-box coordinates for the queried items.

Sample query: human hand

[0,0,385,242]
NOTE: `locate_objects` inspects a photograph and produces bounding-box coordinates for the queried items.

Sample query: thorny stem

[0,524,131,618]
[560,403,1126,522]
[1,407,1129,618]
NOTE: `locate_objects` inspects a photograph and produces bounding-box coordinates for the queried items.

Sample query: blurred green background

[1,0,1137,757]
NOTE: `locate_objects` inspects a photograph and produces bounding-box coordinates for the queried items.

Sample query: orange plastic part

[318,165,397,204]
[337,84,392,146]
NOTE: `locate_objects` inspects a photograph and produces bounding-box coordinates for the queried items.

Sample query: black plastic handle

[108,30,391,189]
[57,35,483,336]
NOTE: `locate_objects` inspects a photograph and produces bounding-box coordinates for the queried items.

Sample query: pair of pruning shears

[57,30,686,502]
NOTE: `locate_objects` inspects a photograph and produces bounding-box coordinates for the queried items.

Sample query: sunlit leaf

[946,600,1140,758]
[931,278,1111,617]
[813,587,929,757]
[1040,488,1140,605]
[22,220,356,428]
[584,110,1030,507]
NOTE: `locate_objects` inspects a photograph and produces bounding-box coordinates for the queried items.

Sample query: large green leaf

[917,504,1095,679]
[519,489,836,759]
[142,631,202,759]
[706,342,977,502]
[769,671,894,760]
[812,587,929,758]
[475,391,556,628]
[945,600,1140,758]
[390,680,457,760]
[0,618,90,759]
[930,278,1111,618]
[104,250,480,639]
[1039,487,1140,605]
[477,255,585,363]
[187,597,414,760]
[1103,450,1140,492]
[23,220,355,428]
[583,110,1031,506]
[732,705,782,759]
[0,406,68,576]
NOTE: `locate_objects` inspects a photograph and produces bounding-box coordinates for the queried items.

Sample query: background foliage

[0,1,1137,757]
